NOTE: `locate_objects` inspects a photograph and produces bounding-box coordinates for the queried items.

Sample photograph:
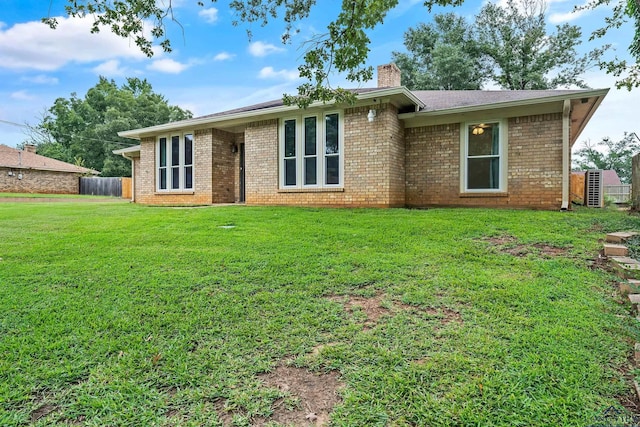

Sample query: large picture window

[157,133,194,191]
[280,112,343,188]
[462,121,506,192]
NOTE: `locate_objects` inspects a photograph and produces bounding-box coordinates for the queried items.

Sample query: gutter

[561,99,571,211]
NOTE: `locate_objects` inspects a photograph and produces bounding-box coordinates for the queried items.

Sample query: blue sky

[0,0,637,152]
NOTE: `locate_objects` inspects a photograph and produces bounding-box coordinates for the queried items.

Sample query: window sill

[459,192,509,198]
[154,191,195,195]
[278,187,344,193]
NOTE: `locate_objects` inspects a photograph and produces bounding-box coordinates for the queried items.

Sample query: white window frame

[279,111,344,189]
[156,132,194,192]
[460,120,508,193]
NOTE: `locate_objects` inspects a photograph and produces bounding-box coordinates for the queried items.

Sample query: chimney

[24,144,36,153]
[377,63,401,88]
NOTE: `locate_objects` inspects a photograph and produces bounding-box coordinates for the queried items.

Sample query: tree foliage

[45,0,638,102]
[573,133,640,183]
[25,77,192,176]
[395,0,606,90]
[476,0,605,90]
[580,0,640,90]
[391,13,485,90]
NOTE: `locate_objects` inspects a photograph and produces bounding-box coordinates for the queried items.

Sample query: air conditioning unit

[585,169,603,208]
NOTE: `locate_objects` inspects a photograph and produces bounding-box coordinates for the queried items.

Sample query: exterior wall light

[367,109,376,122]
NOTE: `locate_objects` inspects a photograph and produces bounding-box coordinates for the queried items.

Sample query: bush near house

[0,203,638,426]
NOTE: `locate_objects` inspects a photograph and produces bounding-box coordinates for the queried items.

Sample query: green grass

[0,203,639,426]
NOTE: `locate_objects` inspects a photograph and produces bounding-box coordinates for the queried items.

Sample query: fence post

[633,154,640,210]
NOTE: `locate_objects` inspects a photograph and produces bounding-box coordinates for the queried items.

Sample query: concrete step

[619,279,640,295]
[629,294,640,314]
[604,243,629,257]
[606,231,639,243]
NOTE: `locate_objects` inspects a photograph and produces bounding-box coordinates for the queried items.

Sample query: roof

[603,169,622,186]
[118,87,607,141]
[412,90,592,112]
[0,145,99,174]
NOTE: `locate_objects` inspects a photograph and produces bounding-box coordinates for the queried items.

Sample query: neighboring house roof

[0,144,99,174]
[118,87,607,144]
[603,169,622,186]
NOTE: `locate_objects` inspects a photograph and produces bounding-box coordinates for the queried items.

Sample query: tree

[475,0,604,90]
[45,0,638,102]
[391,13,486,90]
[581,0,640,90]
[25,77,192,176]
[573,133,640,183]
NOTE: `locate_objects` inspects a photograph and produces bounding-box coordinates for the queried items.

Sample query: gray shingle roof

[412,90,590,112]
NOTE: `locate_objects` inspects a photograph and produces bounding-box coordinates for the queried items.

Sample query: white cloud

[10,90,35,101]
[20,75,59,85]
[147,58,190,74]
[199,7,219,24]
[0,16,152,71]
[248,41,285,57]
[258,66,299,81]
[214,52,234,61]
[92,59,129,77]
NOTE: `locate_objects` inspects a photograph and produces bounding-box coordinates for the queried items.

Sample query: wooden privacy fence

[79,177,122,197]
[121,177,132,199]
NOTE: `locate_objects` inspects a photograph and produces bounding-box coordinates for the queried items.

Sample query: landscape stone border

[605,231,640,405]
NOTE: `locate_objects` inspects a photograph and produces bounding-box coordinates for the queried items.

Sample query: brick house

[115,63,607,209]
[0,144,98,194]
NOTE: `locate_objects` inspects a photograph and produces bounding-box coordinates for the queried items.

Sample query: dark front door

[239,143,246,203]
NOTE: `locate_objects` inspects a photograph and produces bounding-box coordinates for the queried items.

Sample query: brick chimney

[377,63,401,88]
[23,144,36,153]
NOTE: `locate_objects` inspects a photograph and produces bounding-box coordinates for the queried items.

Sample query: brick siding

[131,105,567,210]
[0,167,80,194]
[405,113,564,209]
[244,103,404,207]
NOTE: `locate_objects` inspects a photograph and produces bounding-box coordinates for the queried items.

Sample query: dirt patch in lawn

[212,366,343,426]
[30,404,57,423]
[329,294,389,328]
[483,236,568,257]
[396,303,463,326]
[255,366,343,426]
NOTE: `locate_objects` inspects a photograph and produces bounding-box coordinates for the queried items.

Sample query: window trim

[279,111,344,189]
[156,132,195,192]
[460,119,508,193]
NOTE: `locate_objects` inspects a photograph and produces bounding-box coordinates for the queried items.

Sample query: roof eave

[398,88,610,120]
[118,87,424,140]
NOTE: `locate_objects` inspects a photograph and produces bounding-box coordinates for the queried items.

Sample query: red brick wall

[0,167,80,194]
[405,113,564,209]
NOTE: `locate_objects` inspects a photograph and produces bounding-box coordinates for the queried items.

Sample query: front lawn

[0,203,638,426]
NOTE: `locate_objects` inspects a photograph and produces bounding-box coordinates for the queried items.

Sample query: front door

[239,143,246,203]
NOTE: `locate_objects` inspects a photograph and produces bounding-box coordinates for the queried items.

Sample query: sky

[0,0,638,154]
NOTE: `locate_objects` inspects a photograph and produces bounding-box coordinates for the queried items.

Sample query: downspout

[561,99,571,210]
[119,153,135,203]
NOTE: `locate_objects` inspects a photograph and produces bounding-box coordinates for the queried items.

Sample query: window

[280,112,343,188]
[462,121,506,192]
[157,133,194,191]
